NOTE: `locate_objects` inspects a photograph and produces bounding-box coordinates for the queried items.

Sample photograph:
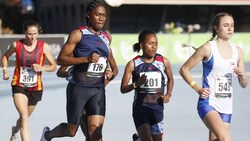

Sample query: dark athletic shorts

[133,102,164,129]
[66,83,105,125]
[12,85,43,106]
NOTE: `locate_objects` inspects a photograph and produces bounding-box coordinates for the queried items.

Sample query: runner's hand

[136,74,147,87]
[33,64,44,72]
[104,68,115,86]
[88,52,100,63]
[197,88,210,99]
[161,93,172,103]
[234,66,244,77]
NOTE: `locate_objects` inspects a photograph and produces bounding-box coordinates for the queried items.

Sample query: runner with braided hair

[40,1,118,140]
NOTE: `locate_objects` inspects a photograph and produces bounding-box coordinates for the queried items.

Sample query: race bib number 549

[214,76,232,98]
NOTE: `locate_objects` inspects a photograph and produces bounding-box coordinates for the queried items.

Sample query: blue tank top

[69,26,111,88]
[132,54,167,102]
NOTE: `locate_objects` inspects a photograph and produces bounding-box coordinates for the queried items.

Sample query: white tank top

[202,40,238,114]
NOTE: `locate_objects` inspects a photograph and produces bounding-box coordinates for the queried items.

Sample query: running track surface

[1,63,249,141]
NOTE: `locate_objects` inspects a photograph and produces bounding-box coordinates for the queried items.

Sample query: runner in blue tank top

[120,29,174,141]
[40,1,118,141]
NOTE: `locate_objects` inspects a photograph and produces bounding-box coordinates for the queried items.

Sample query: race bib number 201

[140,72,161,89]
[139,72,162,94]
[140,72,161,94]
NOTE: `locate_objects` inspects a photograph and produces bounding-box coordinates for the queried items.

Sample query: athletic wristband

[2,67,7,70]
[132,82,137,89]
[190,81,196,88]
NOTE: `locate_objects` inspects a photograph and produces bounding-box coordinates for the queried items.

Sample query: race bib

[214,76,232,98]
[140,72,161,93]
[20,67,38,87]
[86,57,107,77]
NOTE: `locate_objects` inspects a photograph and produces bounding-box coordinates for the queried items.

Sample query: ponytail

[133,43,141,53]
[209,28,217,41]
[133,29,156,53]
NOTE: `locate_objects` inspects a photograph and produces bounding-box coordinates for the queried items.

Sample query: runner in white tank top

[179,13,248,141]
[201,40,238,112]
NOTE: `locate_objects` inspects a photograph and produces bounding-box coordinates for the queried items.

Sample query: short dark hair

[23,19,42,33]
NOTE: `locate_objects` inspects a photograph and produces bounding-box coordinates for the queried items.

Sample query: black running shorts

[66,83,106,125]
[12,85,43,105]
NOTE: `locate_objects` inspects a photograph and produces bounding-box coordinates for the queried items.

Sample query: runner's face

[216,15,234,41]
[25,26,39,44]
[142,34,158,58]
[88,6,106,32]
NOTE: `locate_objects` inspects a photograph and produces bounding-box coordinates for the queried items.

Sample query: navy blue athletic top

[69,26,111,88]
[132,54,167,103]
[132,54,167,124]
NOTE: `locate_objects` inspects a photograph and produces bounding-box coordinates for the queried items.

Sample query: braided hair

[209,12,233,41]
[86,0,105,23]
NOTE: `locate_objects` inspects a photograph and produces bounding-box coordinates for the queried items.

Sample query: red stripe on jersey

[133,55,140,61]
[12,40,45,91]
[79,26,86,30]
[101,31,111,42]
[155,55,163,62]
